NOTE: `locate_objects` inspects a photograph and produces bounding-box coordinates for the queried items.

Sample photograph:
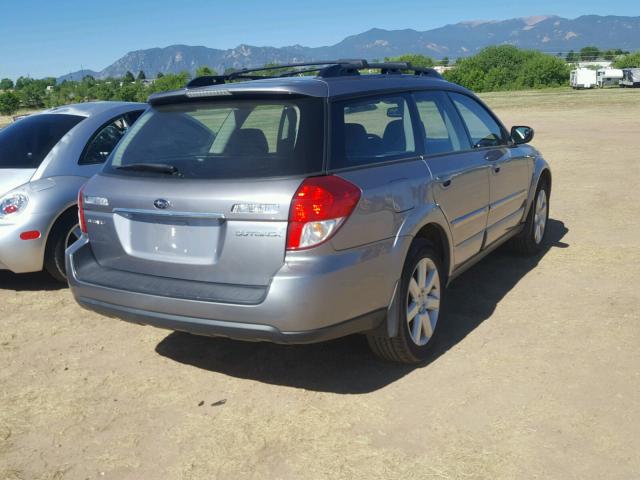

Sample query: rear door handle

[438,177,452,188]
[493,166,501,173]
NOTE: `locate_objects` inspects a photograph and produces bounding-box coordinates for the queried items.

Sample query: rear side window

[80,111,143,165]
[330,94,416,169]
[0,114,84,168]
[413,91,469,155]
[449,92,506,148]
[106,98,324,179]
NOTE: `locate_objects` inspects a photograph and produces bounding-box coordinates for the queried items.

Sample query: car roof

[149,74,471,105]
[42,101,147,117]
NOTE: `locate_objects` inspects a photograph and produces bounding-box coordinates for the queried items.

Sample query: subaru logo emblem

[153,199,170,209]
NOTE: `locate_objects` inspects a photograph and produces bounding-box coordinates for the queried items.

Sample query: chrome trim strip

[489,189,527,211]
[112,208,226,220]
[454,229,484,248]
[451,206,489,227]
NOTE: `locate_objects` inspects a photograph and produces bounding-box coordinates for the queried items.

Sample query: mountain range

[58,15,640,81]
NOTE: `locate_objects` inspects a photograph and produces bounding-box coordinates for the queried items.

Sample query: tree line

[2,47,640,115]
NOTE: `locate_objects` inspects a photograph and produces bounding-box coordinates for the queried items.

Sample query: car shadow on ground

[156,219,569,394]
[0,270,65,291]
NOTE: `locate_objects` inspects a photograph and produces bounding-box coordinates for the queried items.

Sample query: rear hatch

[82,95,325,288]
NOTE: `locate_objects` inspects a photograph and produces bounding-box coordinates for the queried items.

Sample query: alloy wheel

[406,257,441,346]
[533,189,548,244]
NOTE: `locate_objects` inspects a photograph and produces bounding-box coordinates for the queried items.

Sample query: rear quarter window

[330,94,416,169]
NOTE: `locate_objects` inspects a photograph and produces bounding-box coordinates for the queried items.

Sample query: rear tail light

[78,185,87,234]
[286,175,361,250]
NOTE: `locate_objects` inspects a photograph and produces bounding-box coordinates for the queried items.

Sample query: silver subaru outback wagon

[66,60,551,364]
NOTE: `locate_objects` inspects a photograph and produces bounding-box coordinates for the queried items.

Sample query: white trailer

[570,68,597,89]
[596,68,623,87]
[620,68,640,87]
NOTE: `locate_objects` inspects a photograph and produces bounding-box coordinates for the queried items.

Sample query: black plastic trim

[74,247,267,305]
[77,297,386,345]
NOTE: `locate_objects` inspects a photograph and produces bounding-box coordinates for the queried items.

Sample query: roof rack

[186,60,442,88]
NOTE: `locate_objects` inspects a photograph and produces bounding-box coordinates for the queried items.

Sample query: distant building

[433,65,455,74]
[577,61,613,69]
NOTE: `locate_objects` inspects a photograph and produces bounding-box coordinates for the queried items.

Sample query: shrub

[614,51,640,68]
[444,45,570,92]
[0,91,20,115]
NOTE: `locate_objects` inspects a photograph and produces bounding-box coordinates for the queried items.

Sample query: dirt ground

[1,88,639,480]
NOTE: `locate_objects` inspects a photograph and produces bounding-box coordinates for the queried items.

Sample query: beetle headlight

[0,193,29,218]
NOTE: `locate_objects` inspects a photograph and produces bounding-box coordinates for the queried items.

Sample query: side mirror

[387,106,403,118]
[511,126,534,145]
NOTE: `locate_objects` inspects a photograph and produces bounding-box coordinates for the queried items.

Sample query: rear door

[83,96,325,286]
[449,92,531,247]
[414,90,490,267]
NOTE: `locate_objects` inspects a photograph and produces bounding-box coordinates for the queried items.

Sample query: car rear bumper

[75,296,386,344]
[66,235,410,343]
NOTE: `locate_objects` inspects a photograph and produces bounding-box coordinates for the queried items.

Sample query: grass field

[1,87,640,480]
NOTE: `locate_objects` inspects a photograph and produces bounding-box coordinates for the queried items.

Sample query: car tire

[367,239,445,364]
[44,209,82,283]
[511,179,550,255]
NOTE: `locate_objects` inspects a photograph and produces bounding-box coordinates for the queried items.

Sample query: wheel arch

[44,203,79,248]
[413,222,451,283]
[384,210,454,339]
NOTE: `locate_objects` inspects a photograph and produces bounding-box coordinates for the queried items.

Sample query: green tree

[19,82,46,108]
[0,78,14,90]
[614,51,640,68]
[147,72,191,94]
[123,71,135,83]
[14,76,33,90]
[440,56,449,67]
[444,45,569,92]
[156,72,164,78]
[195,66,218,77]
[579,46,600,61]
[566,50,579,63]
[0,91,20,115]
[384,54,435,69]
[137,70,146,81]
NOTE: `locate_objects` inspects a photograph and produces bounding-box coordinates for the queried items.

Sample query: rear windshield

[105,98,325,179]
[0,114,85,168]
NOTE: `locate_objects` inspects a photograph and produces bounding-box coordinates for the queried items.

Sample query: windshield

[0,114,85,168]
[105,98,325,179]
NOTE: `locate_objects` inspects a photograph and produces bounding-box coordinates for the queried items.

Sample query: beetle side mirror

[511,126,534,145]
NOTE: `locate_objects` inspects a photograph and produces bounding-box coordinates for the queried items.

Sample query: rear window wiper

[116,163,182,176]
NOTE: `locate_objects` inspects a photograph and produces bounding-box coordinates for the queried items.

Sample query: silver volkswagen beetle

[0,101,146,281]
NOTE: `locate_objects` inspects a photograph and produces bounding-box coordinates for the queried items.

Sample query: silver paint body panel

[0,102,146,273]
[66,76,551,341]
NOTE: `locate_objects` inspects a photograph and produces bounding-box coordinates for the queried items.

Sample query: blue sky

[1,0,638,79]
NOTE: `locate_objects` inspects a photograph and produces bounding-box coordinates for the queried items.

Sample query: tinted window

[106,99,324,179]
[80,111,143,165]
[449,92,506,148]
[331,94,416,169]
[0,114,84,168]
[413,91,469,155]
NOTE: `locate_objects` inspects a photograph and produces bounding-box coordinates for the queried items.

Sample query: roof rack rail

[186,60,442,88]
